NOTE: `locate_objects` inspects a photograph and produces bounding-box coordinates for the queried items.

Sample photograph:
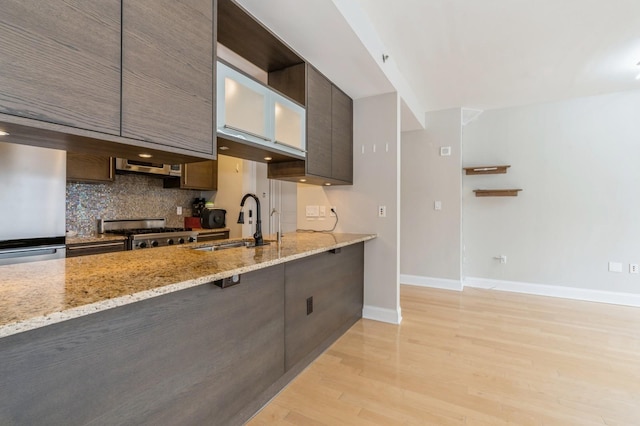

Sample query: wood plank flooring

[248,285,640,425]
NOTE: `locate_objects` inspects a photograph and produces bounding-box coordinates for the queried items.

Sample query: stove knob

[139,242,148,249]
[178,237,185,244]
[188,236,196,243]
[151,240,158,247]
[167,238,174,245]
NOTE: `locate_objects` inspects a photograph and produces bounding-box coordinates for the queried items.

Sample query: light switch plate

[609,262,623,273]
[440,146,452,156]
[306,205,319,217]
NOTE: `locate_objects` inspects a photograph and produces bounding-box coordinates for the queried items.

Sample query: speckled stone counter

[0,232,375,337]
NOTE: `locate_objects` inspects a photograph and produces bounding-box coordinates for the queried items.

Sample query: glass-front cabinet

[217,61,306,159]
[273,94,305,154]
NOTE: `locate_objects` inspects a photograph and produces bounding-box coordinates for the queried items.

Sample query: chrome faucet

[270,208,282,245]
[237,193,264,246]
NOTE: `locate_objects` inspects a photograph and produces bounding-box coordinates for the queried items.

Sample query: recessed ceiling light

[138,153,153,158]
[219,146,229,151]
[0,131,9,136]
[264,156,272,161]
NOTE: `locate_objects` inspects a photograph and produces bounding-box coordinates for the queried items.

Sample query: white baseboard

[464,277,640,308]
[363,305,402,324]
[400,274,463,291]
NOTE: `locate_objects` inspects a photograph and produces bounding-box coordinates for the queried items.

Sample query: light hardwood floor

[248,285,640,425]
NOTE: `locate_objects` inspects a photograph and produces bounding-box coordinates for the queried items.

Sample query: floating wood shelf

[473,189,522,197]
[463,165,510,175]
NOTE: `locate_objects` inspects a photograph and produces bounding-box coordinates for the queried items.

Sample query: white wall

[297,92,402,323]
[400,109,462,288]
[207,154,248,238]
[463,89,640,294]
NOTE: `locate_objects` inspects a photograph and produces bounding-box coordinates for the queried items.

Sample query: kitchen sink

[192,240,272,252]
[193,241,250,252]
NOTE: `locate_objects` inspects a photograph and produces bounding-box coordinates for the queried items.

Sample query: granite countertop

[0,232,375,337]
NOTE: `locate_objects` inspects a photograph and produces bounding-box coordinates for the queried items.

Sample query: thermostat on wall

[440,146,452,156]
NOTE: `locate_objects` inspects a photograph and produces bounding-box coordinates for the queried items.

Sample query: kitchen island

[0,232,374,425]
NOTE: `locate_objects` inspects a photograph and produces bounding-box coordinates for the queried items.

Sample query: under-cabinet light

[0,130,9,136]
[299,179,307,183]
[138,153,153,158]
[264,157,272,161]
[219,146,229,151]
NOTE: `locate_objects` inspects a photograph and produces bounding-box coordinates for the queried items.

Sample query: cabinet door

[273,93,306,157]
[66,153,114,183]
[217,61,270,142]
[182,160,218,191]
[284,243,364,370]
[122,0,214,155]
[331,86,354,183]
[0,0,120,135]
[305,66,332,179]
[66,240,126,257]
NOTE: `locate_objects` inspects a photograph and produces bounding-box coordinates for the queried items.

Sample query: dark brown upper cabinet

[268,66,353,186]
[217,0,353,185]
[0,1,217,164]
[164,160,218,191]
[0,0,121,135]
[330,85,354,183]
[66,153,115,183]
[121,0,215,156]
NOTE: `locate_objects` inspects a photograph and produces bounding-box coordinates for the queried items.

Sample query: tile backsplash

[66,174,201,236]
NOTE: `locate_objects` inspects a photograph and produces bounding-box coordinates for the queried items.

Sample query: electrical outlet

[330,206,337,217]
[378,205,387,217]
[319,206,326,217]
[631,264,639,274]
[434,201,442,210]
[176,206,182,215]
[306,297,313,315]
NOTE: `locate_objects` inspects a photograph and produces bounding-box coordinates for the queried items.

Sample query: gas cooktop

[99,219,198,250]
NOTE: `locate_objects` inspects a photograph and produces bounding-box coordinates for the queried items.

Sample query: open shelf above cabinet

[473,189,522,197]
[463,165,510,175]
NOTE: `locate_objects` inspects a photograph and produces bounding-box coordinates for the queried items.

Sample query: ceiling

[237,0,640,127]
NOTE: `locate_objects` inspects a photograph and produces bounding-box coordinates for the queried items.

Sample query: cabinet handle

[274,140,307,153]
[67,242,125,250]
[109,158,114,180]
[184,165,188,185]
[222,125,271,142]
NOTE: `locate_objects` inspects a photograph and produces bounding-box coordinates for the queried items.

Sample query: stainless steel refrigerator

[0,142,66,265]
